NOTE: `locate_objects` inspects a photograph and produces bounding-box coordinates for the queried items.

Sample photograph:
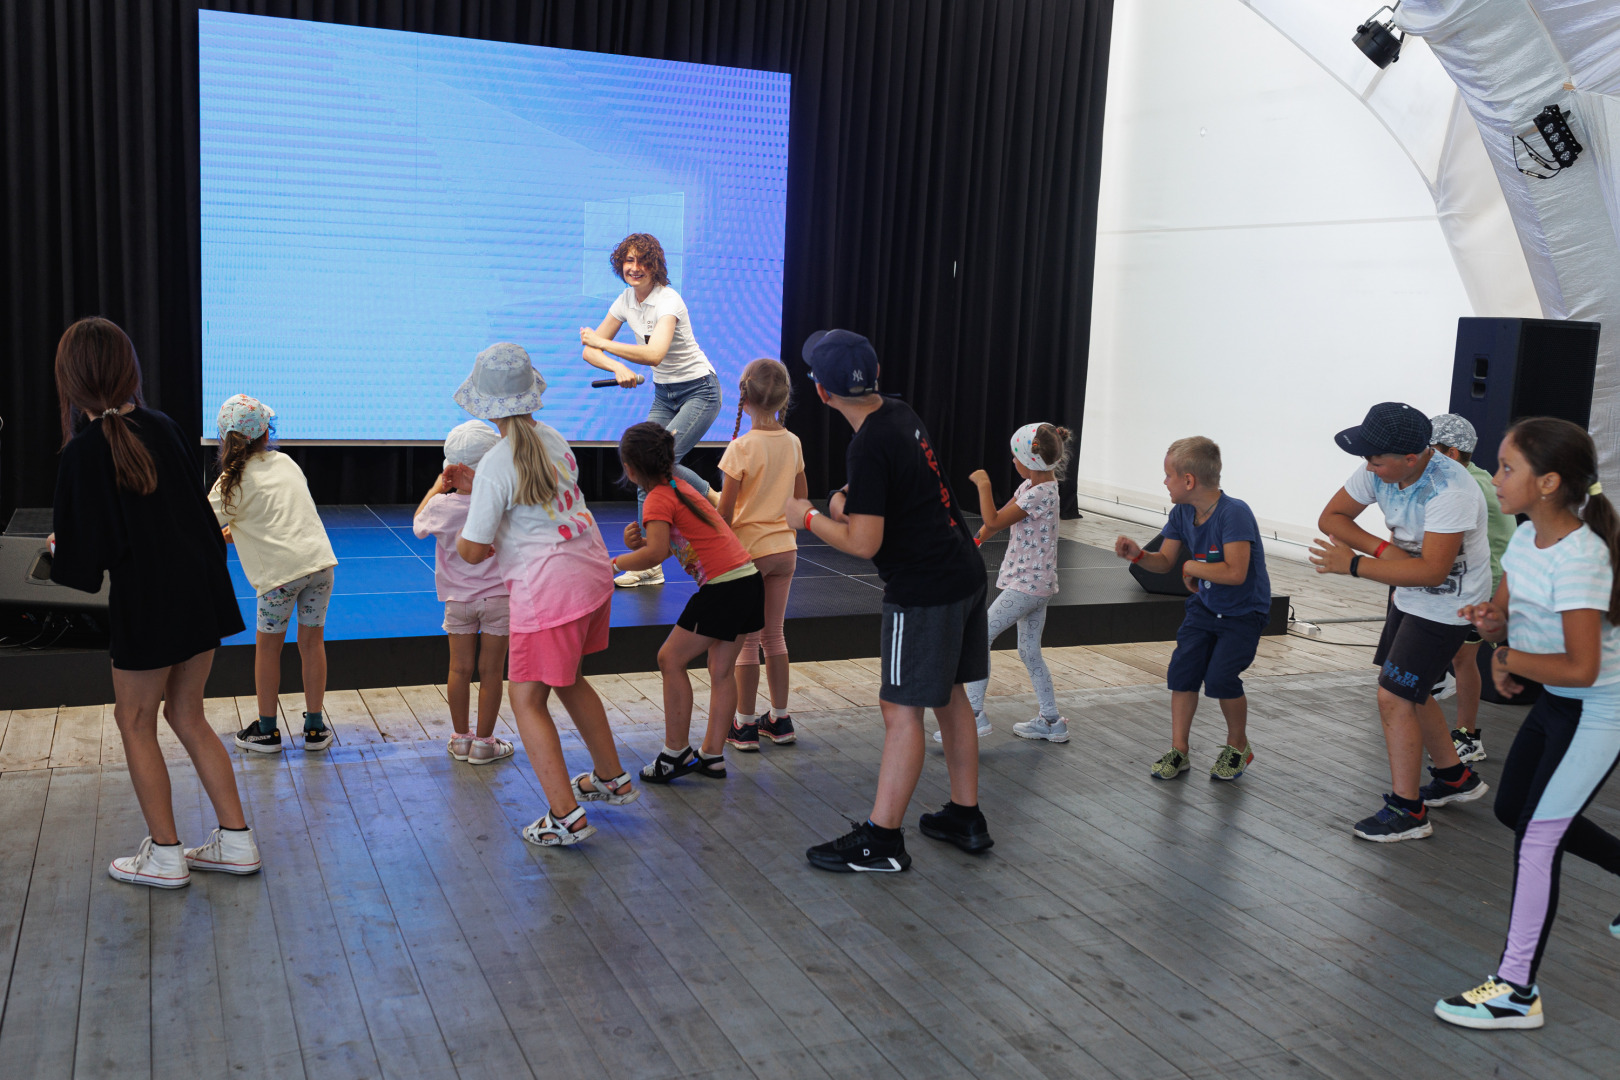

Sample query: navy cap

[1335,402,1432,456]
[803,329,880,397]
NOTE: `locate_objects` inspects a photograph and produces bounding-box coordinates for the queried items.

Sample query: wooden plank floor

[2,512,1616,1078]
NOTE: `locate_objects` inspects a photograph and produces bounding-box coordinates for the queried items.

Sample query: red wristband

[1374,540,1389,557]
[804,508,818,532]
[1130,551,1144,564]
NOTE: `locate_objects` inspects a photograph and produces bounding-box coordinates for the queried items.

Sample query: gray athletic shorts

[879,583,989,708]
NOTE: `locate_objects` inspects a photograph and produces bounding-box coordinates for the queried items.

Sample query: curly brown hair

[214,427,273,514]
[610,233,670,288]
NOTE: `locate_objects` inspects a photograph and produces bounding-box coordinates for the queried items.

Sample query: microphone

[591,374,645,388]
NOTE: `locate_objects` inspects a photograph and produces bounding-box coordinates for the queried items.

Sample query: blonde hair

[503,416,560,508]
[1167,436,1221,488]
[733,358,792,437]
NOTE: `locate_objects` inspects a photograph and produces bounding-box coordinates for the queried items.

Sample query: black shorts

[1373,602,1473,703]
[879,582,990,708]
[676,572,766,642]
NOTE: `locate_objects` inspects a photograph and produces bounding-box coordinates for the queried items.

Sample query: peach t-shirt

[717,427,804,558]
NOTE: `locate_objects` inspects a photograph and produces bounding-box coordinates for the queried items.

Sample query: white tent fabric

[1398,0,1620,483]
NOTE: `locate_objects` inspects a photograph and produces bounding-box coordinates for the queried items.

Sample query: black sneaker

[806,820,911,873]
[759,712,796,745]
[918,803,994,853]
[302,712,334,752]
[725,719,760,751]
[234,720,282,754]
[1420,766,1489,807]
[1352,795,1433,842]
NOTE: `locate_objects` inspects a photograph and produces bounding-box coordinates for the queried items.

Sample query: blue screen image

[199,11,789,443]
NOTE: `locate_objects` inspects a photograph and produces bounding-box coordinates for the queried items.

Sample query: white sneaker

[1013,716,1070,743]
[1452,728,1486,764]
[1433,672,1457,700]
[109,837,190,889]
[933,714,993,743]
[614,565,665,588]
[184,827,263,875]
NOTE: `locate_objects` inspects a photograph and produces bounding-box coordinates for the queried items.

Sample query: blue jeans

[639,371,722,520]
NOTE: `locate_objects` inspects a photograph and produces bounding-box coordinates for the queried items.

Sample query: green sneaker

[1150,748,1190,780]
[1210,744,1254,781]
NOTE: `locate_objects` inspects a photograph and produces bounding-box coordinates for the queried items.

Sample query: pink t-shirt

[413,492,508,603]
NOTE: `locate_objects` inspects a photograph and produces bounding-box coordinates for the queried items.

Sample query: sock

[258,714,278,733]
[944,800,984,820]
[865,820,902,841]
[1390,793,1424,814]
[663,744,689,759]
[154,840,181,848]
[1503,977,1534,996]
[303,711,324,731]
[698,748,724,761]
[736,712,754,727]
[221,825,250,832]
[771,707,789,719]
[1433,762,1467,784]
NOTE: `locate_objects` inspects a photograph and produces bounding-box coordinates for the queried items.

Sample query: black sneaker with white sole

[806,820,911,873]
[234,720,282,754]
[302,712,334,752]
[1420,766,1488,807]
[759,712,796,744]
[918,803,995,853]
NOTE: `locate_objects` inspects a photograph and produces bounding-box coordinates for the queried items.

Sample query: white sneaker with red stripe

[184,827,263,875]
[109,837,191,888]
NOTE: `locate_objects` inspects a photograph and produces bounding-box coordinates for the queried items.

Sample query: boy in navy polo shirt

[1115,437,1271,781]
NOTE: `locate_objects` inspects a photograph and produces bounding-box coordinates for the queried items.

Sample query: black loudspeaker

[1128,533,1194,597]
[0,536,108,614]
[1448,317,1600,474]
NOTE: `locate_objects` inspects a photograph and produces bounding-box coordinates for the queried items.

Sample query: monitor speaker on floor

[0,536,110,648]
[1447,317,1600,474]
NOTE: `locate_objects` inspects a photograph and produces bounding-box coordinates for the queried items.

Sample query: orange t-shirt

[642,479,754,587]
[718,426,804,558]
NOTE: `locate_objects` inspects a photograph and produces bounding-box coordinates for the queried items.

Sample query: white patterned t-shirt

[1502,522,1620,697]
[997,480,1059,598]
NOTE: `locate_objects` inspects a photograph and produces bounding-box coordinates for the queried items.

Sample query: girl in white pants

[943,423,1073,743]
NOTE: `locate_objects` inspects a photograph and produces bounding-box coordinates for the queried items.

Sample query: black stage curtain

[1,0,1113,522]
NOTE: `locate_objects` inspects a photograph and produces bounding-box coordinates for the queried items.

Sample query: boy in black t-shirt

[785,330,992,872]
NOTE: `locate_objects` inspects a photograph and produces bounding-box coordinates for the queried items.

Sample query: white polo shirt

[607,284,714,385]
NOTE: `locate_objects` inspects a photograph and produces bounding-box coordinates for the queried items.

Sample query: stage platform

[2,504,1287,709]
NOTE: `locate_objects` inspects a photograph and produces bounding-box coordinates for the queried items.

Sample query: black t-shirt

[842,398,983,607]
[52,407,244,670]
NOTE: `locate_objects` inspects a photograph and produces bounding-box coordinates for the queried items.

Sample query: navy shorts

[1166,597,1266,699]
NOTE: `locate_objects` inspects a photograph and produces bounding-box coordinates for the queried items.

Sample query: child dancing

[955,422,1072,743]
[414,419,512,765]
[612,422,765,781]
[1435,418,1620,1030]
[209,395,338,753]
[455,344,638,846]
[717,359,806,750]
[1116,437,1271,781]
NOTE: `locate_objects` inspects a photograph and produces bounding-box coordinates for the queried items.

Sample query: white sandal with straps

[571,770,642,806]
[521,806,596,847]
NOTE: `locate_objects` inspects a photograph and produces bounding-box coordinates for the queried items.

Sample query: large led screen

[200,11,789,442]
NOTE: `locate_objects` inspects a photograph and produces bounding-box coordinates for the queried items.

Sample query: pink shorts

[443,595,511,635]
[508,598,611,687]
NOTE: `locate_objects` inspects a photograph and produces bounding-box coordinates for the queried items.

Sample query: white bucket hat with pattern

[453,343,546,420]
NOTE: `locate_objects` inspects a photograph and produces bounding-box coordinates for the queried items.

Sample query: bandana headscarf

[1010,423,1055,471]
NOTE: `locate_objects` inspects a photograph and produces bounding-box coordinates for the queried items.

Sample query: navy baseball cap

[1335,402,1432,456]
[803,329,880,396]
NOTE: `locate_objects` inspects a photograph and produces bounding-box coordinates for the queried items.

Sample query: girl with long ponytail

[50,317,258,888]
[1436,417,1620,1030]
[613,421,766,782]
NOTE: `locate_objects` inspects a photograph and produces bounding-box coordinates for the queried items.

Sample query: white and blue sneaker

[932,713,992,743]
[1435,977,1543,1030]
[1609,912,1619,938]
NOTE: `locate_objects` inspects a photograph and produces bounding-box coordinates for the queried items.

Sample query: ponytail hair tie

[100,407,121,419]
[1591,481,1604,497]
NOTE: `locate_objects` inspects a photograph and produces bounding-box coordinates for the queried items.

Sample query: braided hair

[732,357,793,438]
[618,421,720,530]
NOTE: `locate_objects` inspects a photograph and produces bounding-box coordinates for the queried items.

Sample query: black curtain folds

[1,0,1113,522]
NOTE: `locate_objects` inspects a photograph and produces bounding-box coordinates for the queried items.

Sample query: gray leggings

[966,587,1059,720]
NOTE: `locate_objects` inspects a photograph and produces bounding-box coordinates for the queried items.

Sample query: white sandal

[521,806,596,847]
[571,770,641,806]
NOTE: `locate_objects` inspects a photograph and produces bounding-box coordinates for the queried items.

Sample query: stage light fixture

[1352,4,1404,68]
[1515,104,1583,178]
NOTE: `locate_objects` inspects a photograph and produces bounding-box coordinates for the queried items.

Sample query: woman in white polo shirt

[580,232,722,587]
